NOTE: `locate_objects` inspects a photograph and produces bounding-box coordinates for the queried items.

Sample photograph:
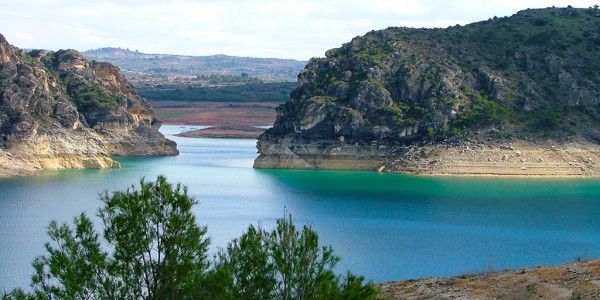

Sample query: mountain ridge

[83,47,307,82]
[86,47,305,61]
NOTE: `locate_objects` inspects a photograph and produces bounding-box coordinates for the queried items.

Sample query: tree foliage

[208,216,379,300]
[136,81,296,102]
[3,176,379,300]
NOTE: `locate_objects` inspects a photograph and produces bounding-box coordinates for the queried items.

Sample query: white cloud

[0,0,598,60]
[370,0,431,16]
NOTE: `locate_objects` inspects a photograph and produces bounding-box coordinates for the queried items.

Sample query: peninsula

[255,7,600,177]
[0,34,177,178]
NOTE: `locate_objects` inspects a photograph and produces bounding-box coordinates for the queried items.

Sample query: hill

[255,7,600,177]
[84,48,303,103]
[83,47,306,82]
[0,34,177,177]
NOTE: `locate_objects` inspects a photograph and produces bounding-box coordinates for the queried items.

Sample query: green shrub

[64,78,122,113]
[526,108,561,136]
[426,126,436,140]
[453,93,511,130]
[380,103,427,128]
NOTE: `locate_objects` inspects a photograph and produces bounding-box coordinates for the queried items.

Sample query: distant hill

[84,48,307,82]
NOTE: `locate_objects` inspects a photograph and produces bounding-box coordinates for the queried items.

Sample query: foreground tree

[4,176,379,300]
[98,176,209,299]
[209,215,380,300]
[18,176,209,300]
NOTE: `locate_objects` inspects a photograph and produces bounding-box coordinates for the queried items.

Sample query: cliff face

[0,34,177,177]
[255,7,600,175]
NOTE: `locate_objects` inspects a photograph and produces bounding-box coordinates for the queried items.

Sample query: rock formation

[0,34,177,177]
[255,7,600,176]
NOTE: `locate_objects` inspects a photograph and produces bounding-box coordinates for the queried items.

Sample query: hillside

[255,7,600,176]
[84,48,302,103]
[0,34,177,177]
[83,47,306,82]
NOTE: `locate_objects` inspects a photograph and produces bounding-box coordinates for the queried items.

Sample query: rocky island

[0,34,177,178]
[255,7,600,177]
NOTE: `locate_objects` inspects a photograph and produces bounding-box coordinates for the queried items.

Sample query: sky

[0,0,598,60]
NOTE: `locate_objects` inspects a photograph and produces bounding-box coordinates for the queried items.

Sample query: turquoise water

[1,125,600,291]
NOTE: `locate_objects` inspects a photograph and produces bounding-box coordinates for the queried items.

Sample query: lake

[1,125,600,292]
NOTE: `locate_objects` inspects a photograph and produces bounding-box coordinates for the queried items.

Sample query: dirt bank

[381,259,600,299]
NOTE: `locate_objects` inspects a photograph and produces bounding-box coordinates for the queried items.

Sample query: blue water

[0,125,599,292]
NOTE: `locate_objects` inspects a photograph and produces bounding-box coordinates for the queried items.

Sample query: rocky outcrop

[0,34,177,177]
[255,7,600,175]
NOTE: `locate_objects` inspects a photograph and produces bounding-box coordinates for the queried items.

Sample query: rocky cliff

[0,34,177,177]
[255,7,600,176]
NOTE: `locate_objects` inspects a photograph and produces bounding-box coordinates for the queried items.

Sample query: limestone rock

[0,34,178,177]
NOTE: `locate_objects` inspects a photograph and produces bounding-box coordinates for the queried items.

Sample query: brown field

[149,100,280,126]
[176,125,265,139]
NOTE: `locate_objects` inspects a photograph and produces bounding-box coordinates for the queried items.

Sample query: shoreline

[380,258,600,299]
[4,134,600,179]
[0,150,122,179]
[255,156,600,178]
[254,139,600,178]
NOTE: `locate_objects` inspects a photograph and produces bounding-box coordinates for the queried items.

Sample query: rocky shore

[381,259,600,299]
[0,34,177,178]
[256,138,600,177]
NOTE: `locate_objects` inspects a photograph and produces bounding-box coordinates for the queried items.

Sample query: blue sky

[0,0,598,60]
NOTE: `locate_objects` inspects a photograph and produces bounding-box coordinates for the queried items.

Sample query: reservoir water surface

[1,125,600,291]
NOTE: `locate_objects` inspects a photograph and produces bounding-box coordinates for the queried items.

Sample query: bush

[529,108,560,130]
[380,103,427,128]
[526,108,561,137]
[4,177,379,300]
[65,78,122,113]
[453,93,511,131]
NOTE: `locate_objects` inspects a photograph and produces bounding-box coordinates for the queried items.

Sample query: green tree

[207,225,277,299]
[12,176,210,300]
[30,214,115,300]
[5,177,380,300]
[211,215,380,300]
[98,176,209,299]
